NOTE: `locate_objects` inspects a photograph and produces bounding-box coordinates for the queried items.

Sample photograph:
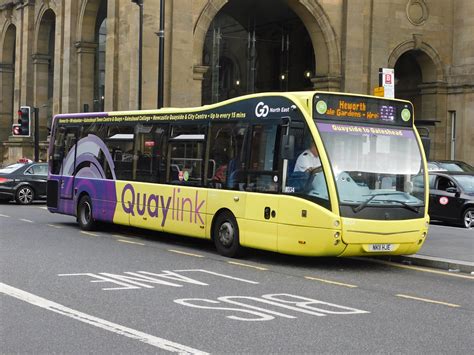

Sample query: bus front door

[59,128,79,200]
[242,188,279,252]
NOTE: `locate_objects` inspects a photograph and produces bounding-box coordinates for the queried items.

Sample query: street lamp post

[132,0,143,110]
[156,0,165,108]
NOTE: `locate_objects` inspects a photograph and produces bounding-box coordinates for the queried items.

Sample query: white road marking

[80,231,98,237]
[0,282,208,354]
[0,214,10,218]
[175,269,259,284]
[227,261,268,271]
[396,294,461,308]
[168,249,204,258]
[117,239,145,246]
[305,276,358,288]
[47,224,63,229]
[20,219,34,223]
[362,258,474,280]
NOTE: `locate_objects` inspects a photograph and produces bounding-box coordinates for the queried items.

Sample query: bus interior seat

[170,164,180,181]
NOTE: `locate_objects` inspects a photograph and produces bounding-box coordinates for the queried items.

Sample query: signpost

[379,68,395,98]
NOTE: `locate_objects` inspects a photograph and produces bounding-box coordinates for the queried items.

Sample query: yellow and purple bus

[47,91,429,257]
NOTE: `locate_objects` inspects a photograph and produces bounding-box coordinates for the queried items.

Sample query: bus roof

[52,91,412,121]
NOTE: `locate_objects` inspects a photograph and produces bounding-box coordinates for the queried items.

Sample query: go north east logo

[120,184,205,227]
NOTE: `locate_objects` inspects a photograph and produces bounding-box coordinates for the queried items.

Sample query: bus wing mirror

[281,135,295,160]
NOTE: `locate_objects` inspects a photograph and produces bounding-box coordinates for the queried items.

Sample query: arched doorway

[393,48,445,159]
[201,0,315,104]
[34,9,56,139]
[0,23,16,159]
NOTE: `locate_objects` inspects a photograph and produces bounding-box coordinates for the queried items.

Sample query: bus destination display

[314,93,413,126]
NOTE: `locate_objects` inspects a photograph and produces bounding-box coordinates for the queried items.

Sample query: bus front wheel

[213,211,242,258]
[77,195,96,231]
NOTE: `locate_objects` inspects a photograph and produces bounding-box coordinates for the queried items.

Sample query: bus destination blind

[313,93,413,127]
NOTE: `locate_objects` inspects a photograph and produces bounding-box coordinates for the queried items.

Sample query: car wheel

[213,211,242,258]
[77,195,96,231]
[462,208,473,229]
[15,186,34,205]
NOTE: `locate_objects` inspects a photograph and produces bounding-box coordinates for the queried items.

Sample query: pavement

[379,222,474,274]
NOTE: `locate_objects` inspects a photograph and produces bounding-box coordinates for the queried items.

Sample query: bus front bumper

[338,218,429,257]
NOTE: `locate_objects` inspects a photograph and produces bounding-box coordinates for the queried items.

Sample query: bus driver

[294,141,321,174]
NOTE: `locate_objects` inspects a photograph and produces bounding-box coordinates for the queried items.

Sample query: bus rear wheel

[77,195,96,231]
[213,211,242,258]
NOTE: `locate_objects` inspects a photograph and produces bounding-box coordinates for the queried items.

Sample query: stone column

[311,76,342,92]
[18,1,35,108]
[168,0,194,107]
[61,0,78,113]
[32,53,51,140]
[105,0,119,111]
[192,65,208,107]
[75,41,97,112]
[341,0,367,94]
[52,5,64,116]
[0,64,14,161]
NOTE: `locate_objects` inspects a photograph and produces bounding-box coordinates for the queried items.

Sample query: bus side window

[247,124,279,192]
[208,123,248,189]
[133,124,168,183]
[284,125,331,210]
[167,124,206,186]
[102,125,134,180]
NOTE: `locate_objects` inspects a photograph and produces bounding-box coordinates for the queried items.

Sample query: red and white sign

[380,68,395,98]
[144,141,155,147]
[439,196,449,205]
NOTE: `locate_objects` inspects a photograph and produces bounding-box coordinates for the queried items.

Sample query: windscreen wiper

[352,192,407,213]
[382,199,421,213]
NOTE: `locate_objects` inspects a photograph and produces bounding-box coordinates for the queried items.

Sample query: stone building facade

[0,0,473,165]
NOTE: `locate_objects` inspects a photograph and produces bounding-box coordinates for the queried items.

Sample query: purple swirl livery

[48,112,118,222]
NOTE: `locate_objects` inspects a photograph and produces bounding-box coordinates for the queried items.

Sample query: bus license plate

[368,244,393,252]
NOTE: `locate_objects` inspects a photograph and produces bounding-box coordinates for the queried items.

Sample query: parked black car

[427,160,474,173]
[0,161,48,204]
[427,171,474,228]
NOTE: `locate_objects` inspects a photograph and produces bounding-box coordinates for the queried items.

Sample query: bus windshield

[317,121,425,212]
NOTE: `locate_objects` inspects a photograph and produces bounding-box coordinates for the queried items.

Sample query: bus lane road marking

[58,269,259,291]
[0,282,208,354]
[174,293,369,322]
[396,294,461,308]
[0,214,10,218]
[305,276,358,288]
[20,218,34,223]
[55,270,368,323]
